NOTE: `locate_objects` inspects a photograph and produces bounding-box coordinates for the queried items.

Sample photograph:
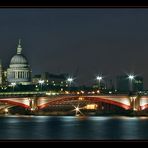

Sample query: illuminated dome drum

[7,40,32,85]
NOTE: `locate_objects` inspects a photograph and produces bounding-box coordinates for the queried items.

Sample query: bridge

[0,91,147,113]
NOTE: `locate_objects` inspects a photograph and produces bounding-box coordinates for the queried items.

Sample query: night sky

[0,8,148,88]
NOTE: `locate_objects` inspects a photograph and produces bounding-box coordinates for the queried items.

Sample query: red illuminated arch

[140,104,148,110]
[38,96,131,110]
[0,99,30,109]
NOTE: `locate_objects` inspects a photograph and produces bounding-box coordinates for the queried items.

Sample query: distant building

[105,78,115,90]
[93,81,106,90]
[116,75,144,92]
[41,72,49,83]
[116,75,129,92]
[7,40,32,85]
[48,73,68,86]
[133,76,143,91]
[32,72,68,87]
[32,74,41,84]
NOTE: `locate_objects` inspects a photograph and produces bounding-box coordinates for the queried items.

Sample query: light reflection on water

[0,115,148,140]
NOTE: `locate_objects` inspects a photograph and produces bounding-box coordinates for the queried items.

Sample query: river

[0,115,147,140]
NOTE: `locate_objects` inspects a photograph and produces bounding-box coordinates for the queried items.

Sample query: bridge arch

[38,95,131,110]
[139,96,148,110]
[0,98,30,109]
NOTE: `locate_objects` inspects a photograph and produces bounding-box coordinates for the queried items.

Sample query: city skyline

[0,8,148,87]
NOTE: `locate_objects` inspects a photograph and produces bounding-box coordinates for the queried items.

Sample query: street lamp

[67,77,73,87]
[11,82,16,92]
[38,80,44,91]
[96,76,102,89]
[128,75,134,92]
[66,77,74,92]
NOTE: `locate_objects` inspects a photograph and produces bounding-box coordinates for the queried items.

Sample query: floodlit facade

[7,40,32,85]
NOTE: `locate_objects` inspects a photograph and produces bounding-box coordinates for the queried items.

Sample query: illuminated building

[32,72,68,86]
[7,40,32,85]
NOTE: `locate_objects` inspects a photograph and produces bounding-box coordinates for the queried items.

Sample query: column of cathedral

[14,71,29,79]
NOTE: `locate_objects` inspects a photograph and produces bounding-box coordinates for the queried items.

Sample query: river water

[0,115,148,140]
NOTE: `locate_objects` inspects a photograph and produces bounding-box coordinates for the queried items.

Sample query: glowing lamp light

[38,80,44,84]
[38,80,44,91]
[67,77,73,83]
[96,76,102,80]
[75,107,80,112]
[128,75,134,80]
[11,82,16,86]
[11,82,16,91]
[73,104,83,116]
[96,75,103,89]
[4,108,8,113]
[128,74,135,92]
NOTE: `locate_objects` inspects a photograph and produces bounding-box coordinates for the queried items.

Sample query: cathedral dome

[7,39,32,85]
[9,39,29,66]
[10,54,28,64]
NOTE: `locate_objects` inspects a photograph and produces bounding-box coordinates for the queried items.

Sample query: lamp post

[96,76,102,89]
[67,77,73,92]
[38,80,44,91]
[11,82,16,92]
[128,75,134,92]
[67,77,73,87]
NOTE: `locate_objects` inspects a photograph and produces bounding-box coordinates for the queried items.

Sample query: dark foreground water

[0,115,148,140]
